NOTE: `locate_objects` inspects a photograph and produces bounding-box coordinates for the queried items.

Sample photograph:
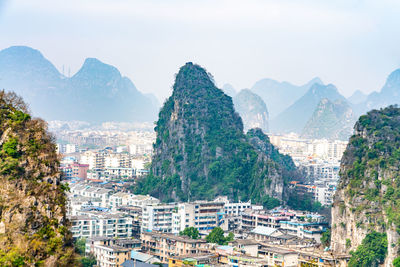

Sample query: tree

[74,238,86,255]
[179,227,199,239]
[348,231,387,267]
[320,229,331,247]
[393,257,400,267]
[80,254,97,267]
[205,227,234,245]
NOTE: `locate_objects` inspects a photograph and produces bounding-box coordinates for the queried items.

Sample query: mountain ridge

[0,46,159,122]
[271,83,347,133]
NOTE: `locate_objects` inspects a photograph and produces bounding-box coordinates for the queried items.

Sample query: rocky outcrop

[233,89,269,133]
[136,63,298,206]
[0,91,75,266]
[331,106,400,265]
[272,83,347,134]
[301,98,356,140]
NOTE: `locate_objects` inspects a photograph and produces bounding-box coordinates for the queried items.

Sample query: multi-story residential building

[81,151,106,170]
[129,194,160,208]
[141,232,209,263]
[142,204,177,233]
[92,244,130,267]
[315,185,336,206]
[241,211,291,230]
[70,212,135,239]
[105,153,131,168]
[214,196,252,216]
[67,195,102,216]
[69,183,112,207]
[168,254,219,267]
[109,192,133,209]
[257,244,298,266]
[175,201,225,233]
[105,167,135,180]
[61,162,89,179]
[280,220,327,243]
[57,143,78,154]
[110,193,160,211]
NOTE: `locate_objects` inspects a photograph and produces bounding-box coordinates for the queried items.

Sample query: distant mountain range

[0,46,159,122]
[347,90,367,105]
[222,83,236,97]
[362,69,400,112]
[233,89,269,133]
[301,98,356,140]
[250,77,323,118]
[271,83,347,133]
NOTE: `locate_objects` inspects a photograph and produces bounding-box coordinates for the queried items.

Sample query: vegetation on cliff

[301,98,355,140]
[348,231,387,267]
[135,63,299,208]
[0,91,75,266]
[332,105,400,264]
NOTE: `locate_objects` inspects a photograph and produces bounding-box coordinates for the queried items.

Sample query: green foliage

[348,231,387,267]
[135,63,299,204]
[179,227,200,239]
[0,249,26,266]
[205,227,234,245]
[320,229,331,247]
[9,110,30,123]
[80,254,97,267]
[346,238,351,249]
[393,256,400,267]
[261,195,281,210]
[74,238,86,256]
[286,189,323,212]
[2,137,19,158]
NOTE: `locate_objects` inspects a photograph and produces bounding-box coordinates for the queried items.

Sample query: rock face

[331,106,400,265]
[0,46,159,122]
[272,83,347,134]
[301,98,356,140]
[0,92,75,266]
[137,63,297,206]
[233,89,269,133]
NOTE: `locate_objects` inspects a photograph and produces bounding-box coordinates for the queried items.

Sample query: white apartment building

[91,244,130,267]
[174,201,225,234]
[70,212,134,239]
[109,192,160,211]
[104,167,135,180]
[315,185,336,206]
[214,196,252,216]
[67,195,103,216]
[142,204,177,233]
[81,151,106,170]
[104,153,131,168]
[69,183,112,208]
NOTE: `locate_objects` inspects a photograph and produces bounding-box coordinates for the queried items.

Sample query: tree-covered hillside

[135,63,299,208]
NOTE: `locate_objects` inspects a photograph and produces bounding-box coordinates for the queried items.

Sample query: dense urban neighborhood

[58,127,348,266]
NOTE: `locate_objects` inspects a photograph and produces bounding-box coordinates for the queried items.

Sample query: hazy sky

[1,0,400,101]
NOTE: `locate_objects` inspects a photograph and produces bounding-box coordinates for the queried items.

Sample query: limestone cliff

[233,89,269,133]
[136,63,298,208]
[301,98,356,141]
[0,91,75,266]
[331,106,400,266]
